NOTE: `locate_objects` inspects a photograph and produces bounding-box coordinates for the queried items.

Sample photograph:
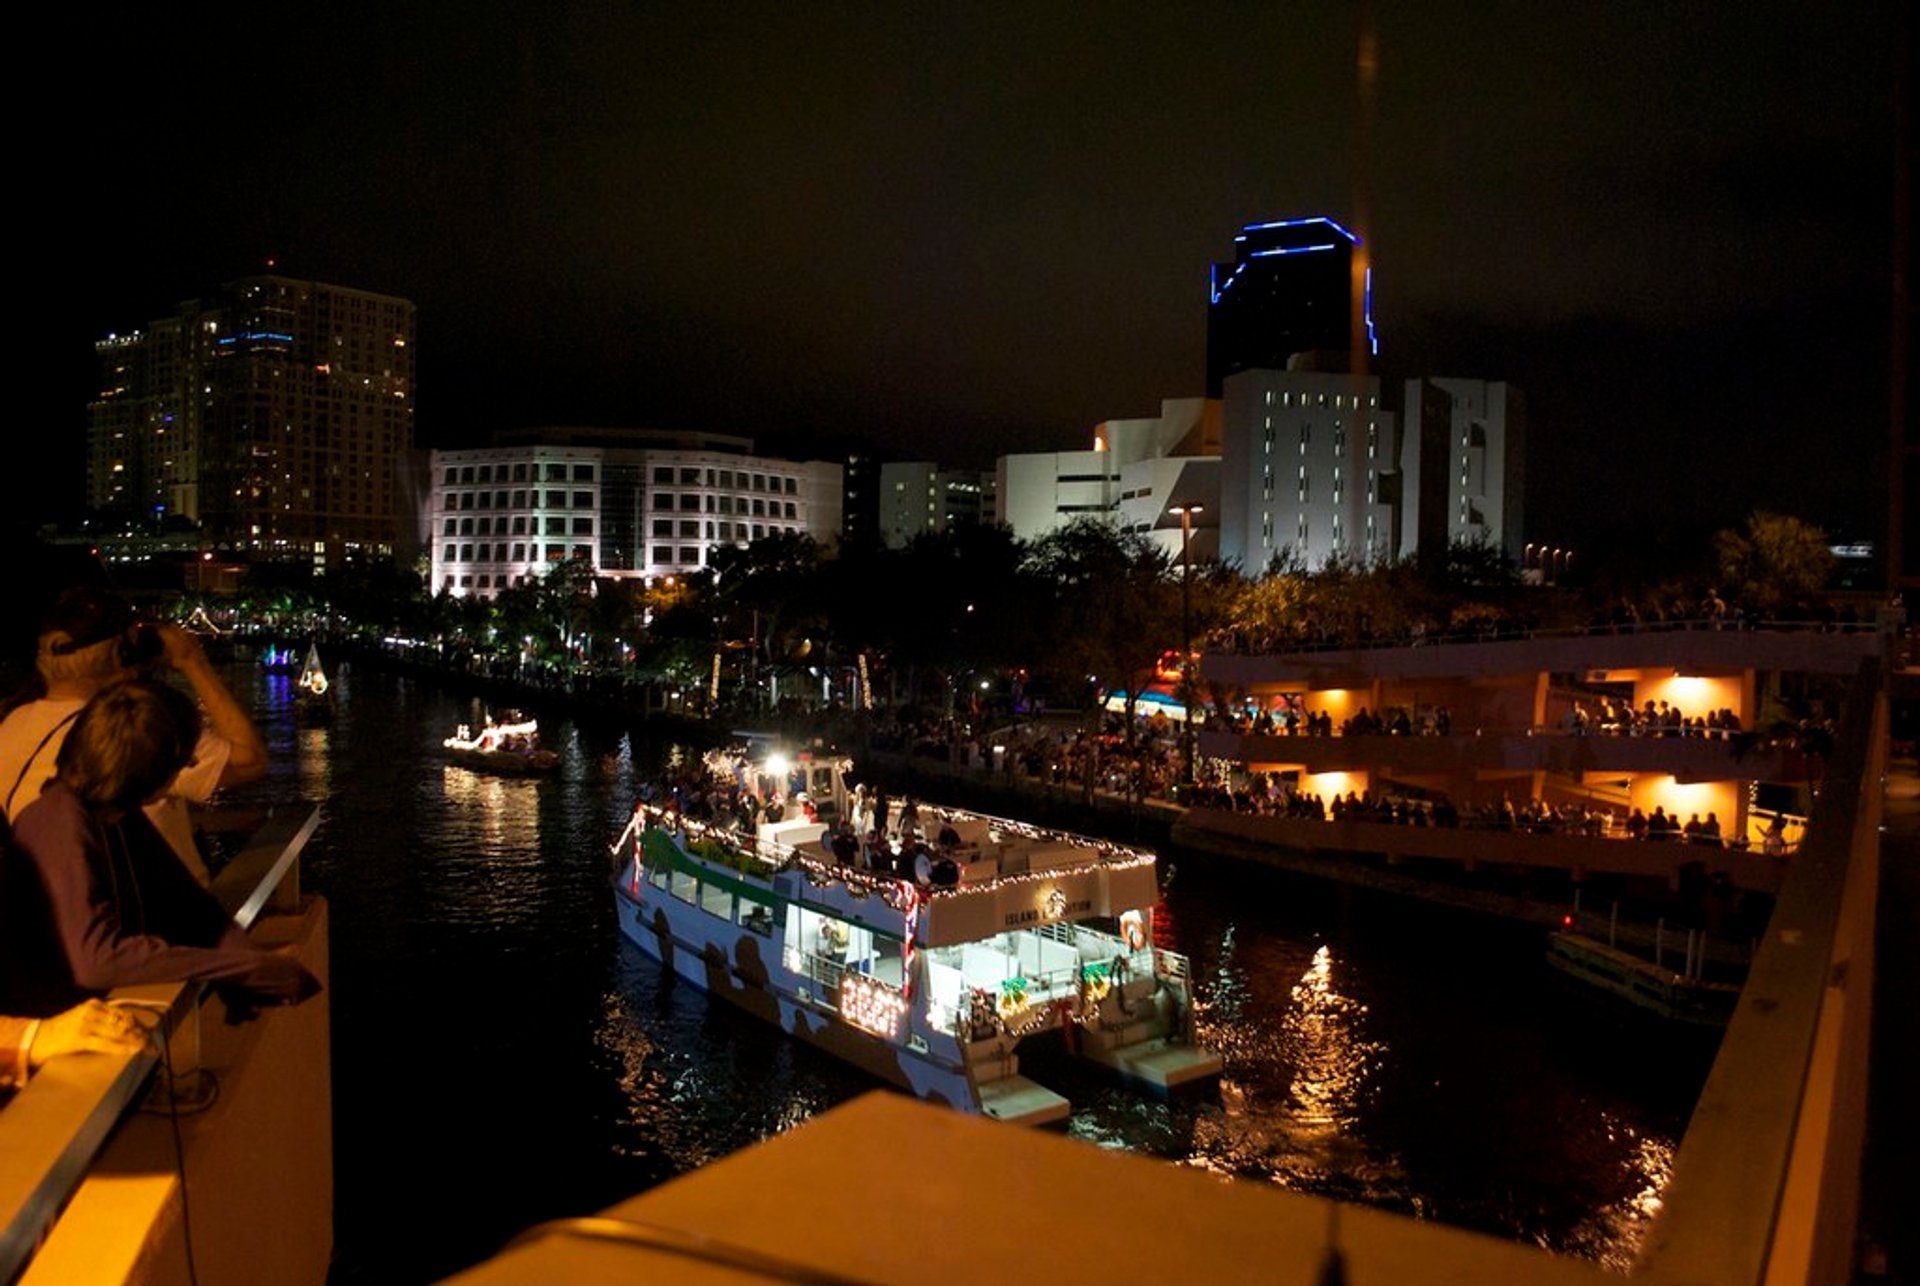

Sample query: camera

[122,622,165,667]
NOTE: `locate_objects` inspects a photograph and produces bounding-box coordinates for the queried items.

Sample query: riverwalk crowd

[863,708,1804,856]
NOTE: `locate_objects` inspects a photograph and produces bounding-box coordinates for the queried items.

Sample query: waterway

[229,657,1719,1283]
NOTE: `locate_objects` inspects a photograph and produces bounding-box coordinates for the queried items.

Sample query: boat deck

[977,1075,1071,1127]
[1081,1037,1225,1094]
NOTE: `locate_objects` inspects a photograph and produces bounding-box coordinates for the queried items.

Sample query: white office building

[1400,378,1527,561]
[427,428,843,597]
[997,397,1221,562]
[1219,370,1401,573]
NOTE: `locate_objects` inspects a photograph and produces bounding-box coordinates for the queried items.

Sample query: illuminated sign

[839,973,907,1040]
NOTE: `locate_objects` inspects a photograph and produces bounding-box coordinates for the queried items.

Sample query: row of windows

[651,520,796,541]
[1262,390,1379,410]
[443,516,594,537]
[441,542,592,564]
[444,489,595,511]
[652,492,796,518]
[444,462,593,485]
[653,466,797,494]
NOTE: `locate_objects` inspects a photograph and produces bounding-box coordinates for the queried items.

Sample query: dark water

[232,660,1715,1283]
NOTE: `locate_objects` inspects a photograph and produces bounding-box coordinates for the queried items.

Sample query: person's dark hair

[55,680,202,812]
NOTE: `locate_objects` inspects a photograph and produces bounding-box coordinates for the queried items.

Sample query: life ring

[1120,912,1147,953]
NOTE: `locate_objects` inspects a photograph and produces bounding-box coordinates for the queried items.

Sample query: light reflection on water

[233,661,1712,1282]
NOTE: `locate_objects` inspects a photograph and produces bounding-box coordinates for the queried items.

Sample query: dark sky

[33,2,1901,566]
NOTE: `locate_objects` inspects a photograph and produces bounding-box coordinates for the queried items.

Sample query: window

[654,467,673,484]
[545,463,566,481]
[443,468,457,486]
[442,544,455,562]
[718,470,734,487]
[573,491,592,509]
[442,518,456,536]
[784,502,796,519]
[572,517,592,535]
[680,468,699,485]
[478,465,493,483]
[513,463,528,481]
[653,494,673,511]
[784,477,797,494]
[572,545,591,561]
[679,520,699,537]
[460,518,474,536]
[653,519,673,536]
[700,882,732,920]
[459,543,473,560]
[573,464,594,482]
[545,517,564,535]
[679,546,699,563]
[460,466,475,483]
[512,490,527,508]
[679,494,699,511]
[511,516,527,535]
[512,543,526,561]
[652,544,673,564]
[546,490,566,508]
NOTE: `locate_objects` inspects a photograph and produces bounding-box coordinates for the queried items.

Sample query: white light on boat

[839,973,907,1040]
[766,753,791,780]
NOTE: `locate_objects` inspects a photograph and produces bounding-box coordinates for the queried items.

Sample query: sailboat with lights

[611,748,1220,1125]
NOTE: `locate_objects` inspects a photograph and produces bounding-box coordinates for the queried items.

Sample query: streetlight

[1169,504,1204,788]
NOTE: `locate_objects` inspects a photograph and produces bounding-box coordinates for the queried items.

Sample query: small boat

[442,715,559,775]
[294,644,334,726]
[611,746,1220,1125]
[260,644,300,675]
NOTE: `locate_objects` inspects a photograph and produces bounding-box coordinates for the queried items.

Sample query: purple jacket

[4,782,319,1015]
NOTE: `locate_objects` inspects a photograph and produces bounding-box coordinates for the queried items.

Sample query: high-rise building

[1399,379,1527,562]
[1206,216,1374,396]
[876,462,995,548]
[1218,369,1400,572]
[88,275,416,564]
[427,427,844,597]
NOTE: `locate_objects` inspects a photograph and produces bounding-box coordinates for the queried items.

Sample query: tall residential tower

[89,275,416,563]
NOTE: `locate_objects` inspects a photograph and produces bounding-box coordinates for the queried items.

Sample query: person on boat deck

[897,797,920,840]
[3,680,320,1017]
[0,587,267,886]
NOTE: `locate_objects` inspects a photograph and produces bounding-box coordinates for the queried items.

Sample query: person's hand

[156,624,210,672]
[27,1000,148,1068]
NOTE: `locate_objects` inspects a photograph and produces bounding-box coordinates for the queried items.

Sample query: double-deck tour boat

[610,748,1221,1125]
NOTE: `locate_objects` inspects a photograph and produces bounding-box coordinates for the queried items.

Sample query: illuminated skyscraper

[1206,216,1374,395]
[89,275,416,563]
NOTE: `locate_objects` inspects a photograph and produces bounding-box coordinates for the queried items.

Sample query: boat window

[648,865,669,891]
[669,869,697,903]
[739,902,774,937]
[700,882,732,920]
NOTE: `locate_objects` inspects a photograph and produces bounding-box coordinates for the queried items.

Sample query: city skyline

[31,3,1900,565]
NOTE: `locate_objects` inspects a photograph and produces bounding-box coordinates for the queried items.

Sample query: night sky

[34,2,1901,567]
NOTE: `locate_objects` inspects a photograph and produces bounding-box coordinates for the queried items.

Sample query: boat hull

[443,747,558,775]
[611,878,991,1113]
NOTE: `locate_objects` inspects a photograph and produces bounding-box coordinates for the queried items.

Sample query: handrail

[1206,614,1888,660]
[0,804,321,1281]
[1635,658,1881,1283]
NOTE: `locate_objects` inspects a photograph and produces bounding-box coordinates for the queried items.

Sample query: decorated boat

[442,715,559,775]
[294,643,333,725]
[610,748,1220,1125]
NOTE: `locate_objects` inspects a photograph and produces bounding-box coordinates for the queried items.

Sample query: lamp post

[1170,504,1203,788]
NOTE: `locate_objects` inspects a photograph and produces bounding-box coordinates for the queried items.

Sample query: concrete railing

[1634,658,1882,1284]
[1,806,331,1286]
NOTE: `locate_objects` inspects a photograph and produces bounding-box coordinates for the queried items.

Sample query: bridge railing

[0,805,328,1285]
